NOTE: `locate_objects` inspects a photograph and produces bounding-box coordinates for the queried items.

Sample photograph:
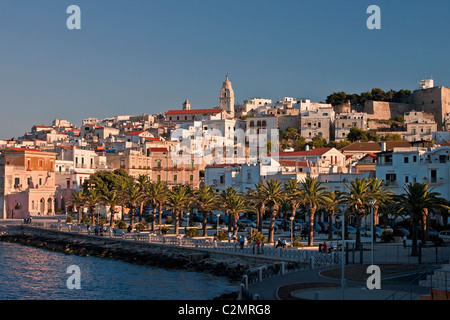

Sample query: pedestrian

[276,238,282,249]
[322,242,327,253]
[261,239,265,254]
[256,239,261,254]
[86,222,90,231]
[228,232,232,243]
[113,226,117,236]
[402,235,407,248]
[239,236,245,250]
[329,242,334,252]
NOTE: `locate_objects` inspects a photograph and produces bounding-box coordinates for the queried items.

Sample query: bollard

[310,256,315,270]
[238,283,244,300]
[281,262,285,275]
[243,275,249,290]
[253,294,260,300]
[315,292,321,300]
[258,267,263,282]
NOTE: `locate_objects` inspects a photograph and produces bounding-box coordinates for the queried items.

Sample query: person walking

[402,235,407,248]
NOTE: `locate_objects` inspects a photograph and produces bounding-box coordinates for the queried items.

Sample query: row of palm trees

[69,173,449,256]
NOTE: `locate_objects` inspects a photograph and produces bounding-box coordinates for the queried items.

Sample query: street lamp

[290,216,295,245]
[368,199,376,272]
[186,212,190,228]
[338,203,347,300]
[216,213,221,239]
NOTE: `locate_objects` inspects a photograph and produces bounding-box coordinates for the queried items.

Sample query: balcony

[153,166,163,171]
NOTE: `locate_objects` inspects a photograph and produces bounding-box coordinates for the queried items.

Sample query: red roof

[205,163,239,169]
[7,147,43,152]
[165,109,223,115]
[278,160,308,167]
[143,137,161,142]
[270,148,333,157]
[148,148,168,152]
[126,131,146,136]
[59,146,73,150]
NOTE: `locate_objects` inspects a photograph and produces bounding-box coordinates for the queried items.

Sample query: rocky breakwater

[0,231,293,283]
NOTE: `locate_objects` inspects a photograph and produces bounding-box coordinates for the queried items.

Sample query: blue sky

[1,0,450,138]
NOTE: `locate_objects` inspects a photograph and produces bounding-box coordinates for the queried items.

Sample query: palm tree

[246,182,267,232]
[221,187,240,232]
[101,189,122,228]
[123,182,145,230]
[261,180,285,243]
[69,190,85,223]
[84,188,102,226]
[194,185,218,236]
[341,178,371,249]
[322,191,341,240]
[221,189,249,238]
[136,175,150,222]
[299,177,329,246]
[166,186,189,234]
[367,177,393,240]
[398,183,448,256]
[284,180,303,220]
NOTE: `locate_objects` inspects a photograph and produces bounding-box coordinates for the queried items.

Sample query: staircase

[419,263,450,300]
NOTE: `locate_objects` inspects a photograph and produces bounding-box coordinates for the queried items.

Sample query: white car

[439,230,450,240]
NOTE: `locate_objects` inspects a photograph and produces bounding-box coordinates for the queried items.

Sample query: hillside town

[1,76,450,232]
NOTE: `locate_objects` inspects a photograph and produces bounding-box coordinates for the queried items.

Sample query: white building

[335,112,368,141]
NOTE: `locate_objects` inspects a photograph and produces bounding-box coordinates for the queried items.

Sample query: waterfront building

[0,147,58,219]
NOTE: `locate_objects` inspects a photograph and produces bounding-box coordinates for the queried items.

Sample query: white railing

[25,222,341,266]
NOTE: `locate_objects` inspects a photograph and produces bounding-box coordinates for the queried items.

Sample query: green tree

[166,186,189,234]
[261,180,286,243]
[299,177,329,246]
[194,185,218,236]
[397,183,448,256]
[341,178,371,248]
[69,190,85,223]
[101,189,122,228]
[123,182,144,230]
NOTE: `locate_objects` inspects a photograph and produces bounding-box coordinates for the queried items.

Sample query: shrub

[165,218,174,225]
[160,226,170,234]
[56,208,62,213]
[185,227,200,238]
[215,230,228,241]
[66,216,73,223]
[292,236,304,247]
[247,230,266,242]
[98,217,107,226]
[135,221,148,232]
[380,230,394,243]
[81,216,91,224]
[116,220,127,229]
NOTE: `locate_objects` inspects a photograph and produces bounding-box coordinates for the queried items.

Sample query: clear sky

[1,0,450,138]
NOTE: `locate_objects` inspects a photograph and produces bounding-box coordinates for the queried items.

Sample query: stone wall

[364,101,412,120]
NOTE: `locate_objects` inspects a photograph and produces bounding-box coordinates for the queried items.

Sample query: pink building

[0,147,58,219]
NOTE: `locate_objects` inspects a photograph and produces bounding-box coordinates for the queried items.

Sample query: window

[405,176,409,183]
[173,175,177,181]
[157,175,161,182]
[39,177,42,185]
[38,159,44,168]
[219,175,224,184]
[413,156,417,162]
[14,177,20,186]
[404,157,409,163]
[431,169,437,183]
[385,173,396,181]
[190,175,193,181]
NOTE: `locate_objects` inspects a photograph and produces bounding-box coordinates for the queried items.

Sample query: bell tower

[183,99,190,110]
[219,76,235,115]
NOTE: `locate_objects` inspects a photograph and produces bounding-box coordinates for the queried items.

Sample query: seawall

[0,225,300,283]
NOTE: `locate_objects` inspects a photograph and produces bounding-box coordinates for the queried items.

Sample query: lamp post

[368,199,376,272]
[290,216,295,245]
[338,203,347,300]
[216,213,220,234]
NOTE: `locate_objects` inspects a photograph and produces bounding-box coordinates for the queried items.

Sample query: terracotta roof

[143,137,161,142]
[165,109,223,115]
[126,131,146,136]
[270,148,333,157]
[205,163,239,169]
[59,146,73,150]
[148,147,168,152]
[278,160,308,167]
[7,147,43,152]
[340,141,411,152]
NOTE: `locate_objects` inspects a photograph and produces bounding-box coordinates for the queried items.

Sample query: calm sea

[0,241,238,300]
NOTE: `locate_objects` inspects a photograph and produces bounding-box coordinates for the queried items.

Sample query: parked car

[439,230,450,241]
[393,227,410,238]
[347,225,357,234]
